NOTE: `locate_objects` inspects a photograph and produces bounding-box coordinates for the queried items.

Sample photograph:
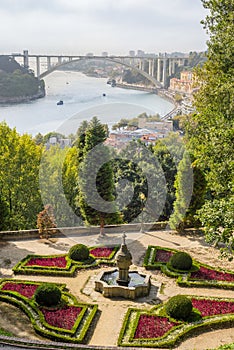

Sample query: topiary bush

[34,283,61,307]
[168,251,192,271]
[165,295,192,321]
[68,244,90,262]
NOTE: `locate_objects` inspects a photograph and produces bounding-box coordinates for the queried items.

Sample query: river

[0,71,174,136]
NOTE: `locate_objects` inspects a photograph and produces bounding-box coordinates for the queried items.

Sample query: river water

[0,71,174,136]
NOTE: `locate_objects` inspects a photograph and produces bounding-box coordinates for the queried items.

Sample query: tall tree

[0,122,43,229]
[185,0,234,258]
[77,117,121,235]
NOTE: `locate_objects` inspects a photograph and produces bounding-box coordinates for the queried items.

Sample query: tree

[0,122,43,229]
[37,204,57,239]
[169,151,194,231]
[62,146,80,224]
[39,145,79,227]
[184,0,234,257]
[77,117,121,235]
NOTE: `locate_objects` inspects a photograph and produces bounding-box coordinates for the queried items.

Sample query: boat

[57,100,63,105]
[103,93,106,97]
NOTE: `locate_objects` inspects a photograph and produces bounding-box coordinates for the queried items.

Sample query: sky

[0,0,209,56]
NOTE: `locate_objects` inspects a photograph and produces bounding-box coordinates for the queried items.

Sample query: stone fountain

[95,233,151,299]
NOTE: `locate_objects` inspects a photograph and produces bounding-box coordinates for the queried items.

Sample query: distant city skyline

[0,0,209,55]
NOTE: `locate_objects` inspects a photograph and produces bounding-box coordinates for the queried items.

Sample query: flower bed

[118,296,234,348]
[13,245,119,277]
[89,246,116,259]
[0,278,98,343]
[0,281,39,299]
[190,266,234,282]
[191,298,234,317]
[134,314,179,339]
[25,256,68,268]
[41,305,82,330]
[155,249,173,263]
[143,246,234,289]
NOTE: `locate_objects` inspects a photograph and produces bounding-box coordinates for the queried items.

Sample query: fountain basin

[95,269,151,299]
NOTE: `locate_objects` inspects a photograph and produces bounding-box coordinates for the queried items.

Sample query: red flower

[155,249,173,263]
[89,247,114,258]
[192,298,234,317]
[1,282,38,299]
[134,315,179,339]
[25,256,67,268]
[190,266,234,282]
[41,305,82,330]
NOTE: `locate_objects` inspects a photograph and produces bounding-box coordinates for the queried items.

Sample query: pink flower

[155,249,173,263]
[41,305,82,330]
[190,266,234,282]
[89,247,114,258]
[25,256,67,268]
[134,315,179,339]
[192,298,234,317]
[1,282,38,299]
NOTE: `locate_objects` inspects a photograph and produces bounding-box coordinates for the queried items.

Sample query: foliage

[184,0,234,257]
[197,197,234,260]
[0,279,98,344]
[39,145,81,227]
[0,122,43,230]
[118,296,234,348]
[0,56,44,99]
[68,244,90,262]
[143,246,234,290]
[168,251,192,271]
[165,295,193,321]
[153,133,183,220]
[62,146,80,223]
[37,204,57,239]
[168,151,193,230]
[34,283,62,307]
[13,245,119,276]
[77,117,121,234]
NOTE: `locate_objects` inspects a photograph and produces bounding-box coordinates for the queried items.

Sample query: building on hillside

[169,71,197,95]
[138,117,173,133]
[46,136,72,149]
[105,123,174,150]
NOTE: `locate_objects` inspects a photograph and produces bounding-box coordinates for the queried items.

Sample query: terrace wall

[0,222,167,241]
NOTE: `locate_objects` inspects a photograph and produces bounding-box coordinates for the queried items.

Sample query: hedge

[118,295,234,348]
[0,279,98,344]
[143,246,234,290]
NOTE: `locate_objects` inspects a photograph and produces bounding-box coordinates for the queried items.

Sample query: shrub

[68,244,89,262]
[37,204,57,239]
[34,283,61,307]
[168,251,192,271]
[165,295,192,321]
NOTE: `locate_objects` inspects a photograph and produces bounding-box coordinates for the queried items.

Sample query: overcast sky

[0,0,209,56]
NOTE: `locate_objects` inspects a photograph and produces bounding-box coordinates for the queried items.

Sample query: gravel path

[0,230,234,349]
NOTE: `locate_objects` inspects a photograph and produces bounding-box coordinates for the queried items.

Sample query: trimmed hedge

[165,295,192,321]
[68,244,90,262]
[168,252,192,272]
[12,245,119,277]
[0,278,98,344]
[143,246,234,290]
[118,295,234,348]
[34,283,61,307]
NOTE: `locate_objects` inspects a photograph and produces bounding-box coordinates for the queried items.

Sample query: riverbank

[0,90,45,105]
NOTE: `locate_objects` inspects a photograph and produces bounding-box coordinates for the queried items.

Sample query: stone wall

[0,222,167,241]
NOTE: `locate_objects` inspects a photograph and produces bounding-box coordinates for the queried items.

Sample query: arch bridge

[11,50,187,89]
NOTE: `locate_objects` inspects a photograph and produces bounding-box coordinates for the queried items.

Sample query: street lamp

[139,192,146,233]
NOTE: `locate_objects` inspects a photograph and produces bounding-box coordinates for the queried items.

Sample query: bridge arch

[39,56,163,89]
